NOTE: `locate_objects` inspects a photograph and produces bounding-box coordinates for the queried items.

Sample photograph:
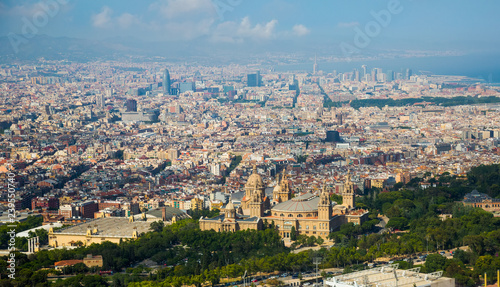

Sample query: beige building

[83,254,103,268]
[191,197,204,210]
[48,217,151,247]
[200,168,368,240]
[463,190,500,213]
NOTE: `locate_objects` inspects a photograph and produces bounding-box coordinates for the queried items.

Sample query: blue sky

[1,0,500,55]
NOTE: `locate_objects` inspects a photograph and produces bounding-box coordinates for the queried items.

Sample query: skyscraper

[386,70,394,82]
[361,65,367,79]
[163,69,171,95]
[247,71,261,87]
[405,68,412,80]
[354,69,360,82]
[313,55,318,75]
[126,99,137,112]
[96,93,105,109]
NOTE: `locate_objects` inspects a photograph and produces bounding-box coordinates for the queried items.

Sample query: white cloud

[91,6,113,28]
[237,17,277,39]
[292,24,310,36]
[150,0,215,19]
[0,1,69,17]
[164,17,215,40]
[337,22,360,28]
[211,17,280,43]
[91,7,142,30]
[146,0,218,40]
[117,13,140,29]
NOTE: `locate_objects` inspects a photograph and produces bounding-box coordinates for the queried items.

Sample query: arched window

[280,213,284,217]
[288,214,293,217]
[306,214,312,217]
[297,214,303,217]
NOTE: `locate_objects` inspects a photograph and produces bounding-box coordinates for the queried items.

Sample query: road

[377,215,389,234]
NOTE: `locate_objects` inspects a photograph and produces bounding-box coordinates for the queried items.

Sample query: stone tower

[273,169,292,203]
[318,182,332,220]
[249,191,263,217]
[343,173,355,209]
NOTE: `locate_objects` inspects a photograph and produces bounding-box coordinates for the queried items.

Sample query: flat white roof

[324,264,451,287]
[16,222,64,238]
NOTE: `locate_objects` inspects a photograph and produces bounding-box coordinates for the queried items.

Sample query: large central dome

[245,165,264,189]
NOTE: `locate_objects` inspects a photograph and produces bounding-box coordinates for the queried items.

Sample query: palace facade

[199,167,369,239]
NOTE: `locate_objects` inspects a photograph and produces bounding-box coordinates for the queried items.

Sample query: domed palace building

[199,166,369,240]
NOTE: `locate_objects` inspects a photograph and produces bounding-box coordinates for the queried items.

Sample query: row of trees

[324,96,500,109]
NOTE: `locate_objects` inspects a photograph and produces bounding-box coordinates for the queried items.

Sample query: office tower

[325,130,341,142]
[405,68,412,80]
[313,55,318,75]
[371,69,376,82]
[163,68,171,95]
[125,99,137,112]
[96,93,105,109]
[337,113,343,125]
[354,69,360,82]
[361,65,367,79]
[386,70,394,82]
[43,104,52,115]
[247,71,261,87]
[377,73,387,82]
[179,82,195,93]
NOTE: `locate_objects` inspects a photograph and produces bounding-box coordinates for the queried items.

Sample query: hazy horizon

[1,0,500,81]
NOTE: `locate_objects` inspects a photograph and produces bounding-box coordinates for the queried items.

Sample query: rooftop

[272,193,320,213]
[324,264,453,287]
[53,217,151,238]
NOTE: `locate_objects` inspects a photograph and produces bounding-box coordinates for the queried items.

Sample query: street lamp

[313,257,322,285]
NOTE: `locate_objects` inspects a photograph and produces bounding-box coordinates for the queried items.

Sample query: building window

[280,214,284,217]
[313,226,316,230]
[297,214,303,217]
[288,214,293,217]
[306,225,309,230]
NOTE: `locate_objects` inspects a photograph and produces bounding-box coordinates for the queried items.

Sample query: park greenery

[323,95,500,109]
[1,164,500,286]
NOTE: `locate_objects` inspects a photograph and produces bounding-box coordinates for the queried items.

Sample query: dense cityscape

[0,58,499,286]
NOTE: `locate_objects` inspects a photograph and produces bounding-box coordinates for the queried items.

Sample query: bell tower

[318,182,332,220]
[249,192,263,218]
[343,173,355,209]
[273,169,292,203]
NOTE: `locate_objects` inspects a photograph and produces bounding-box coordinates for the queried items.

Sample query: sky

[1,0,499,50]
[1,0,500,77]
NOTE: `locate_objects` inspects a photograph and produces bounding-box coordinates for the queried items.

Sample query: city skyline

[0,0,499,80]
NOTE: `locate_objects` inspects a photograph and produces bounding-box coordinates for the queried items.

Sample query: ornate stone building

[199,167,369,240]
[463,190,500,213]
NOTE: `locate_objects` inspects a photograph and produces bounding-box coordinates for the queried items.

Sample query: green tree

[150,221,165,233]
[290,226,297,241]
[424,254,446,273]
